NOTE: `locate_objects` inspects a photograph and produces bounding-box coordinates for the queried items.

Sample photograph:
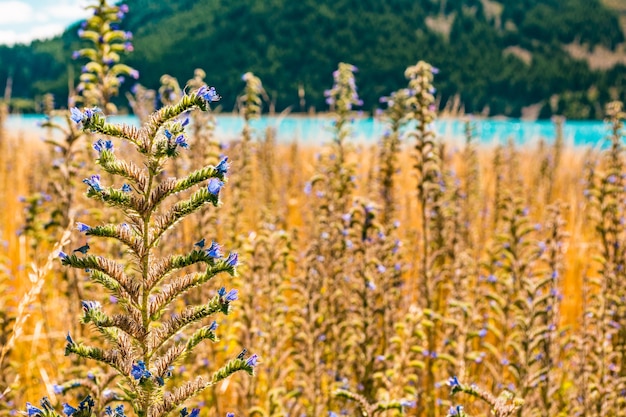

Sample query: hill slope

[1,0,626,118]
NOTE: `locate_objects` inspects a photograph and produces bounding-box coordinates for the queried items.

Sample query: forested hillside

[1,0,626,118]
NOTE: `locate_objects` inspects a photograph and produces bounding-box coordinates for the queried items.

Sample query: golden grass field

[0,115,605,412]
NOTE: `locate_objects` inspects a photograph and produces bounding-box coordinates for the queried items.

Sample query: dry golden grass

[0,123,607,407]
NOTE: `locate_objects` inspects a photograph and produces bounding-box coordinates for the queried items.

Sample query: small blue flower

[218,287,238,302]
[246,353,258,367]
[121,183,132,193]
[131,360,152,380]
[105,405,125,417]
[78,395,94,410]
[197,85,220,102]
[59,251,68,260]
[226,413,234,417]
[189,409,200,417]
[70,107,84,123]
[81,300,101,312]
[83,175,102,192]
[208,320,218,332]
[76,222,91,233]
[400,400,416,408]
[93,139,113,154]
[63,403,78,416]
[164,129,173,140]
[207,178,224,195]
[195,238,206,249]
[225,252,238,267]
[448,376,460,388]
[206,241,223,258]
[52,384,64,394]
[26,403,43,417]
[215,157,229,175]
[448,406,463,416]
[82,107,100,121]
[175,134,189,148]
[180,408,189,417]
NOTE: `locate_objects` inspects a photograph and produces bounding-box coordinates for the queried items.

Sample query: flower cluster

[72,1,138,112]
[45,84,256,417]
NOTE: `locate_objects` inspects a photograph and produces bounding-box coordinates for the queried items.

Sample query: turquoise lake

[6,114,613,148]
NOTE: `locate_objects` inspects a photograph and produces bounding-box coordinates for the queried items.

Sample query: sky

[0,0,91,45]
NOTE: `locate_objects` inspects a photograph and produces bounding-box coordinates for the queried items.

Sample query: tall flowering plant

[26,86,256,417]
[73,0,138,113]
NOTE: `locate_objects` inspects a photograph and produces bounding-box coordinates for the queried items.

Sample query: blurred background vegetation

[1,0,626,119]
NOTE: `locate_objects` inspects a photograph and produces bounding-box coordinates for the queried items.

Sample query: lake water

[5,114,613,148]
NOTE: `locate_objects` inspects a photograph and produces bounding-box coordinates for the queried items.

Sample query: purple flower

[131,360,151,380]
[59,251,68,260]
[119,4,129,12]
[129,69,139,79]
[124,31,133,40]
[447,376,460,388]
[62,404,78,416]
[26,404,43,417]
[215,157,229,175]
[70,107,83,123]
[93,139,113,154]
[76,222,91,233]
[81,300,101,312]
[448,406,463,416]
[218,287,238,302]
[82,107,100,120]
[175,134,188,148]
[83,175,103,192]
[206,241,223,258]
[189,410,200,417]
[225,252,238,267]
[197,85,220,102]
[207,178,224,195]
[209,320,218,332]
[72,50,80,59]
[245,353,259,367]
[121,183,132,193]
[226,413,234,417]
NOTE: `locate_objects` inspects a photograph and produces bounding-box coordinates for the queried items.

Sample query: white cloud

[45,1,91,20]
[0,1,34,24]
[0,23,64,45]
[0,0,91,45]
